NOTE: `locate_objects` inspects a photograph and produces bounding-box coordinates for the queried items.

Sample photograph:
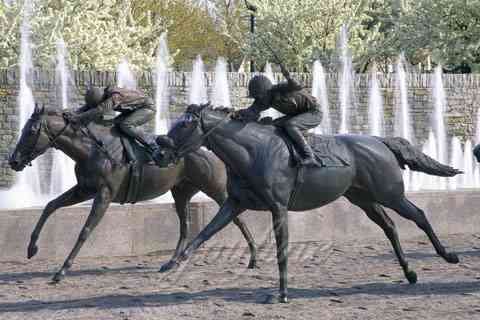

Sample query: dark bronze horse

[161,104,462,303]
[8,106,258,283]
[474,144,480,163]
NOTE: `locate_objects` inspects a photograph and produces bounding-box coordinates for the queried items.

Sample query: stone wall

[1,69,480,189]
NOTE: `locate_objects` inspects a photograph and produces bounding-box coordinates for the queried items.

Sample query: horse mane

[40,106,112,133]
[31,105,69,117]
[210,106,235,113]
[43,107,66,117]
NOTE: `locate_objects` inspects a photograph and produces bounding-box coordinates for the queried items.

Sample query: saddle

[85,121,156,204]
[276,129,350,168]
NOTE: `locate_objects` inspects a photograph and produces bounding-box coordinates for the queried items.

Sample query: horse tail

[377,137,462,177]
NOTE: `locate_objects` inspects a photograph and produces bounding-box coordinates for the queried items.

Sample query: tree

[0,0,241,71]
[392,0,480,72]
[0,1,22,68]
[104,0,244,69]
[239,0,377,72]
[211,0,249,70]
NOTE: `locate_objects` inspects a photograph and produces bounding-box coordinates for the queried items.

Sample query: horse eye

[31,123,40,132]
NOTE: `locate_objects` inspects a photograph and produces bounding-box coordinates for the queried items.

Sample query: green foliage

[243,0,377,71]
[131,0,243,69]
[392,0,480,72]
[1,0,479,73]
[0,1,22,68]
[0,0,243,71]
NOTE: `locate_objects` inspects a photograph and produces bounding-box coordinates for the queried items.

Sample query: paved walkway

[1,234,480,319]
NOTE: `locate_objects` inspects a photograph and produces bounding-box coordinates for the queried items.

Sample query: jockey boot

[123,140,137,165]
[286,126,319,167]
[119,124,158,156]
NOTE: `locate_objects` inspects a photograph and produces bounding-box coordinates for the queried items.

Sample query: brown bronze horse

[8,106,257,283]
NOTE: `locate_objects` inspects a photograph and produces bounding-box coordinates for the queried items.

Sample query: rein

[25,114,117,166]
[22,116,70,165]
[175,110,232,158]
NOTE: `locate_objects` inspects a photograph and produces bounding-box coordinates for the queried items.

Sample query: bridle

[18,114,70,166]
[175,109,232,158]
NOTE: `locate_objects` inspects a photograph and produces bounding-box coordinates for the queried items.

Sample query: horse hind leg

[196,181,258,269]
[184,151,258,268]
[232,216,258,268]
[160,181,199,272]
[345,191,417,284]
[383,196,459,264]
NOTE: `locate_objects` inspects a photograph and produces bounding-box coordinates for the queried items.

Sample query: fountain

[449,137,463,190]
[368,64,384,136]
[186,55,210,201]
[462,139,474,188]
[421,131,439,189]
[395,54,412,190]
[264,62,276,84]
[0,0,45,208]
[238,59,246,73]
[431,65,447,189]
[261,62,282,119]
[189,55,208,104]
[211,57,231,108]
[474,165,480,188]
[117,58,137,89]
[395,54,412,142]
[155,33,170,135]
[474,108,480,188]
[311,60,331,134]
[338,24,353,134]
[151,35,175,203]
[49,39,77,196]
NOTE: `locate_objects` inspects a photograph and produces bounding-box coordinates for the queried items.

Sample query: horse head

[167,103,234,158]
[9,105,67,171]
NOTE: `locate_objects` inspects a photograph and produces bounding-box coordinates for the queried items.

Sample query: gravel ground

[1,234,480,320]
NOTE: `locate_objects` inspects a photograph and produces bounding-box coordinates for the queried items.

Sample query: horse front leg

[28,185,94,259]
[51,186,113,283]
[271,205,289,303]
[159,197,245,272]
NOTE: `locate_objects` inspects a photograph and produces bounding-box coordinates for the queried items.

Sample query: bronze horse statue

[474,144,480,163]
[8,105,258,283]
[160,104,462,303]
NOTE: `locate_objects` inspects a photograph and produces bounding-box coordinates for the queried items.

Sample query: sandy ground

[1,234,480,320]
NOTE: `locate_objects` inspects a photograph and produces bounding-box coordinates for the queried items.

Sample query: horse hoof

[445,253,459,264]
[51,272,64,284]
[247,260,259,269]
[27,244,38,259]
[405,270,417,284]
[159,260,178,273]
[279,295,289,303]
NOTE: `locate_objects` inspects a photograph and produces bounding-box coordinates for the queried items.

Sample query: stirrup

[300,156,321,167]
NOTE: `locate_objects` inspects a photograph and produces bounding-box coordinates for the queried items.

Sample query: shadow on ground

[0,265,160,283]
[1,280,479,313]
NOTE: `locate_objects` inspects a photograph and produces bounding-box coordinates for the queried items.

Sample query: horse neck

[203,119,264,173]
[45,115,93,163]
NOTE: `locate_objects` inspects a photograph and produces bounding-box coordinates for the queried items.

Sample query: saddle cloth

[279,130,350,167]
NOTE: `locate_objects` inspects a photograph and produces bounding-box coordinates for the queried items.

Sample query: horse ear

[200,102,211,110]
[33,103,40,115]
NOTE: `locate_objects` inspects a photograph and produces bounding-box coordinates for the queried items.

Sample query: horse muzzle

[8,152,28,171]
